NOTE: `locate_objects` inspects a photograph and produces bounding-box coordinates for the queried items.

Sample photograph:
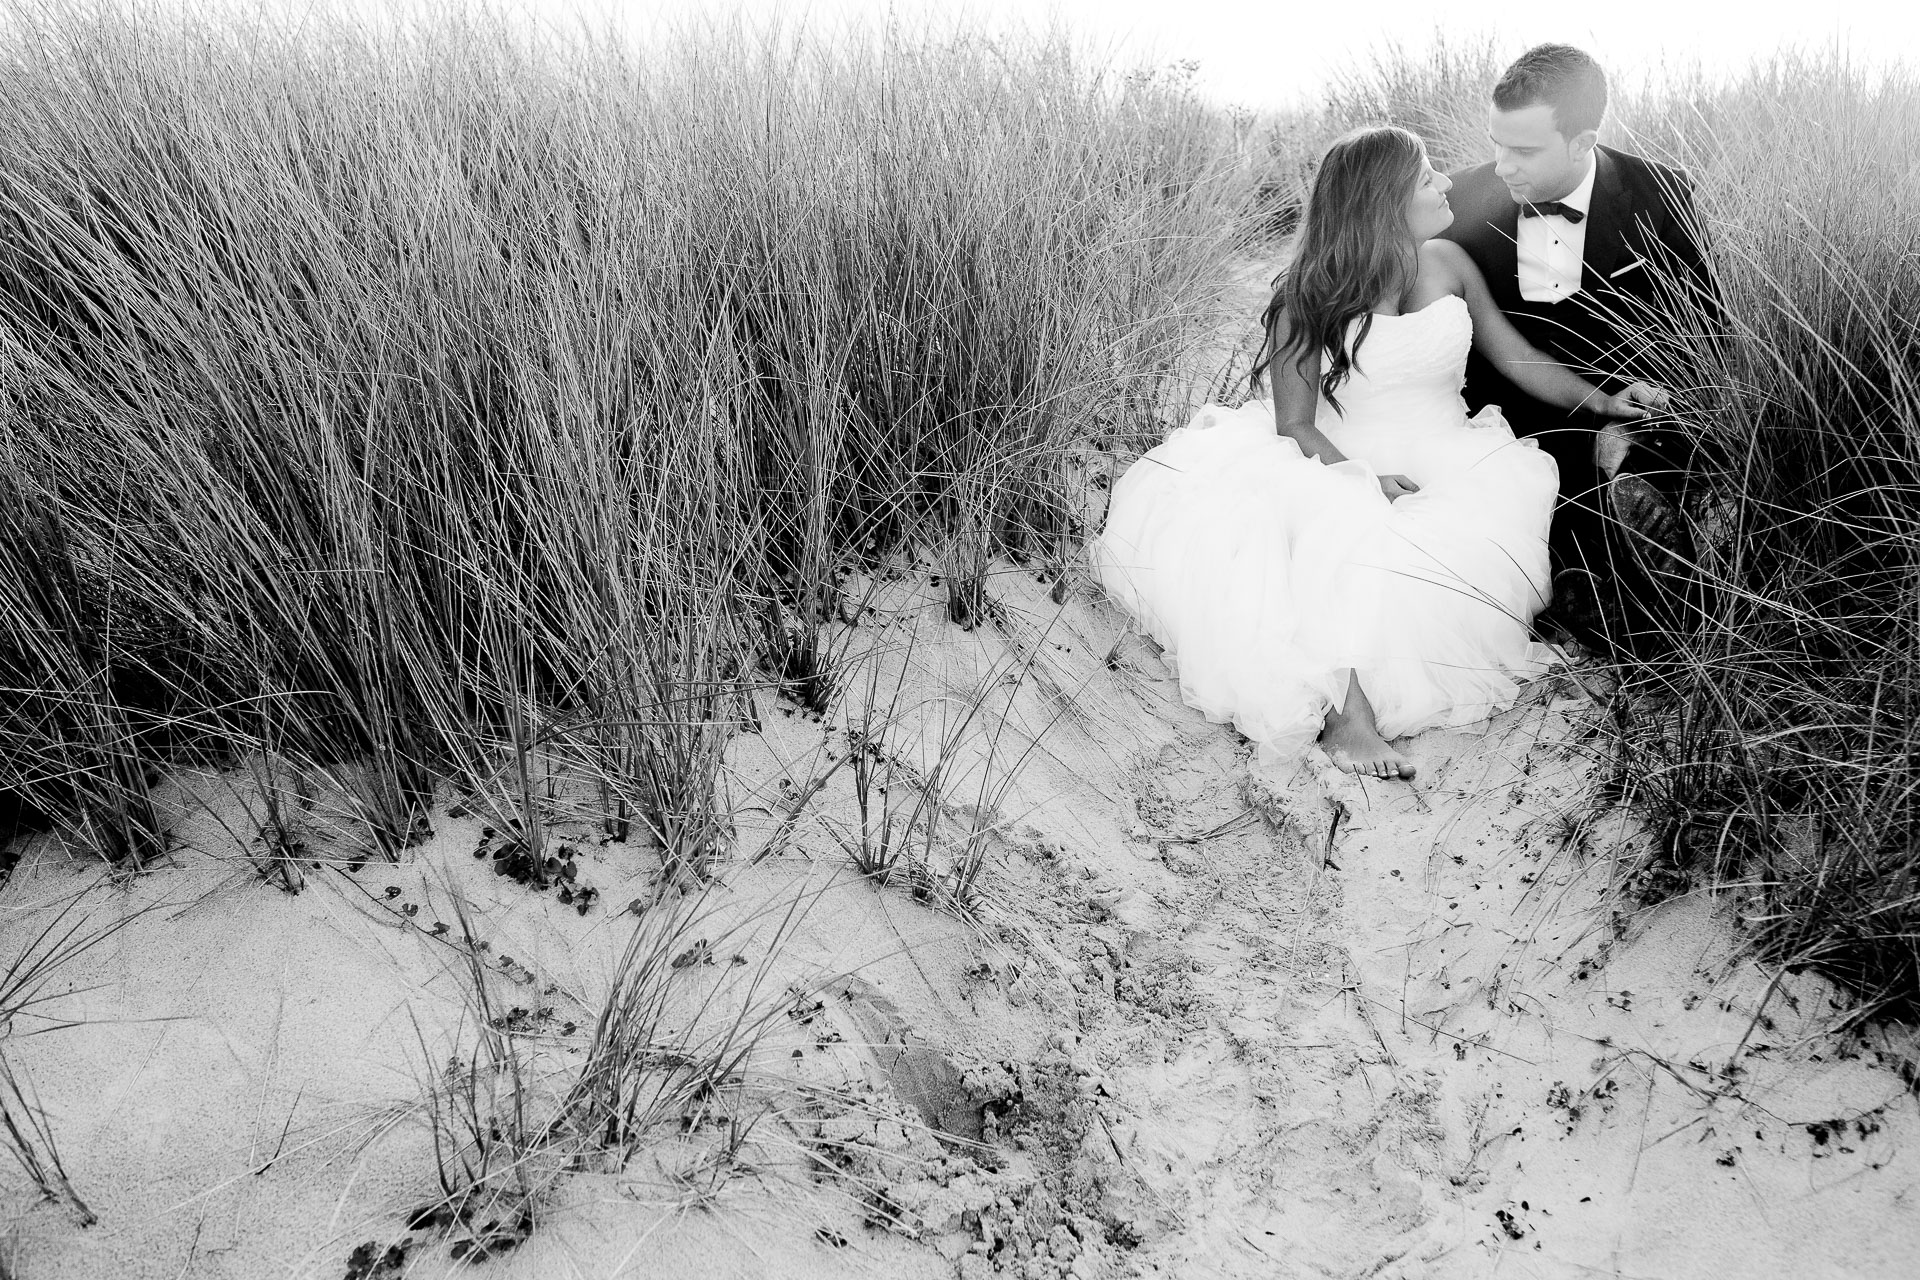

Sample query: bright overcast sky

[537,0,1915,110]
[225,0,1918,111]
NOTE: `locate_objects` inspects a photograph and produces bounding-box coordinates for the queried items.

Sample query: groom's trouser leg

[1536,409,1696,651]
[1512,408,1677,654]
[1514,409,1610,579]
[1614,415,1701,639]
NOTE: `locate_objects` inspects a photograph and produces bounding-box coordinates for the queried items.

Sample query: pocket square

[1609,259,1647,279]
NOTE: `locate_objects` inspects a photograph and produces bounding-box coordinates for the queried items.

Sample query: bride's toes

[1328,745,1416,781]
[1378,754,1416,780]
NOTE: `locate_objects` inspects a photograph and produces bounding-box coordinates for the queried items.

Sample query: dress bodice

[1315,293,1472,434]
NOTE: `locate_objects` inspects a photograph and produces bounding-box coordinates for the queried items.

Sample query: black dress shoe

[1607,471,1693,579]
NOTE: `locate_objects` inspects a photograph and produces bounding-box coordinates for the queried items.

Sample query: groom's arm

[1434,240,1653,420]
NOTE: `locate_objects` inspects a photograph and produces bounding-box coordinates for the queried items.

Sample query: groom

[1439,43,1720,644]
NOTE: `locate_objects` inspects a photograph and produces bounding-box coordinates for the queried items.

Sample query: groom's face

[1488,103,1597,205]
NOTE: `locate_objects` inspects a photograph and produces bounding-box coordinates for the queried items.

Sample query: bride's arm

[1268,303,1420,500]
[1429,240,1665,420]
[1266,305,1352,463]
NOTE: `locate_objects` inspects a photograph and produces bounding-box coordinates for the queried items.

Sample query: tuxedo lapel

[1580,148,1627,289]
[1481,196,1523,309]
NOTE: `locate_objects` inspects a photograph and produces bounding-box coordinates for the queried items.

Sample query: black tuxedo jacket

[1439,144,1719,427]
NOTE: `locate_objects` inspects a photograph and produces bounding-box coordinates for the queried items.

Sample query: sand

[1,261,1915,1278]
[0,557,1915,1280]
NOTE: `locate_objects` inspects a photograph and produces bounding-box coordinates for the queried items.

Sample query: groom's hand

[1593,420,1635,476]
[1379,474,1421,501]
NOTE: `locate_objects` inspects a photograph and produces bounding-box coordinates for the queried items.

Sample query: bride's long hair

[1252,126,1427,413]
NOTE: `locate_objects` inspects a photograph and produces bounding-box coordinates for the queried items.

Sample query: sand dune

[0,553,1914,1279]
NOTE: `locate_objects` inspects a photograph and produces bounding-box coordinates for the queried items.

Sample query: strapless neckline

[1369,294,1467,320]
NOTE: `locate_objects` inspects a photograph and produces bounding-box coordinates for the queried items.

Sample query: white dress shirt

[1516,157,1597,303]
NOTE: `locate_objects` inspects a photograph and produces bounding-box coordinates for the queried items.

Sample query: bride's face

[1405,158,1454,241]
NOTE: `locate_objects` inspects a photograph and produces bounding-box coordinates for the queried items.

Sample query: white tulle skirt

[1093,399,1560,761]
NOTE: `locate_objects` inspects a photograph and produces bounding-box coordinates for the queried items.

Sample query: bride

[1094,126,1665,779]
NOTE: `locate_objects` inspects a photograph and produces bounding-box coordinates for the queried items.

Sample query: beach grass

[0,0,1248,873]
[0,1,1251,1234]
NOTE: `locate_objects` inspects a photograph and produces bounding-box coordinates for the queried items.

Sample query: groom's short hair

[1493,44,1608,137]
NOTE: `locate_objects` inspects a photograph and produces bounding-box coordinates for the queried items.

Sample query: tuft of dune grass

[0,2,1251,872]
[1600,54,1920,1016]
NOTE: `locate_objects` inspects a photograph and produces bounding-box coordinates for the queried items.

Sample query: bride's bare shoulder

[1418,238,1475,280]
[1416,238,1487,297]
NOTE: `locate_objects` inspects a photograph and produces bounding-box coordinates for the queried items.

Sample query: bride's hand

[1601,381,1670,419]
[1379,474,1421,501]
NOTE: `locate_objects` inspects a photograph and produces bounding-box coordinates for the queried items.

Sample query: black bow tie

[1522,200,1586,224]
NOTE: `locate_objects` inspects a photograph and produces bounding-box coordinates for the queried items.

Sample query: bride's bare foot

[1320,673,1416,780]
[1322,723,1416,779]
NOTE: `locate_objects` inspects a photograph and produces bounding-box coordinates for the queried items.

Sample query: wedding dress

[1093,294,1560,761]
